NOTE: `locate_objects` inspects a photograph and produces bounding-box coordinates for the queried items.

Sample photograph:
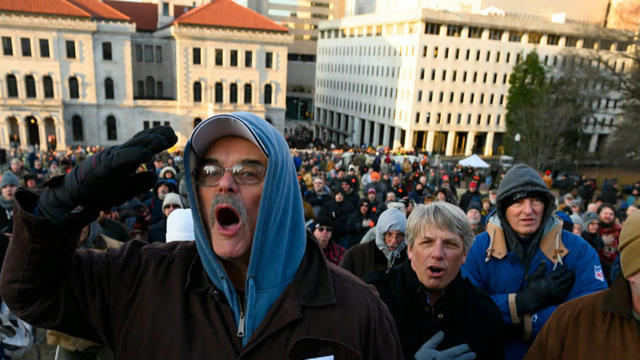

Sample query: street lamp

[514,133,521,163]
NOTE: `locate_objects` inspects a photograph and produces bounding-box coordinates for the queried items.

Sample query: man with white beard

[465,201,484,235]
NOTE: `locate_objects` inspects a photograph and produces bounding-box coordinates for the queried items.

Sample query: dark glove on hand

[414,331,476,360]
[516,262,576,315]
[38,126,177,226]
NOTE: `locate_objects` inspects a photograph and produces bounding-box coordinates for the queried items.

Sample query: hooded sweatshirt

[494,164,556,271]
[374,208,407,271]
[184,112,306,346]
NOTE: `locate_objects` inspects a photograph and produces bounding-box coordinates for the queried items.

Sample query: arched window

[106,115,117,140]
[215,82,223,103]
[68,76,79,99]
[104,77,114,99]
[264,83,272,105]
[244,83,251,104]
[193,81,202,102]
[25,75,36,98]
[6,74,18,97]
[43,76,54,98]
[145,76,155,98]
[229,83,237,103]
[72,115,83,141]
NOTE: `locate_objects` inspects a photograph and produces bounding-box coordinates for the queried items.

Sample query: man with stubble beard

[0,112,402,359]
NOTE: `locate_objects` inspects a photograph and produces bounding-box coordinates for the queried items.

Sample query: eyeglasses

[196,163,266,187]
[316,226,332,233]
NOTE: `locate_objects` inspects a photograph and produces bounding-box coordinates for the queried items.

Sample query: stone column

[426,131,435,153]
[484,132,495,156]
[404,129,413,151]
[372,121,381,146]
[17,118,27,151]
[363,119,371,146]
[38,121,47,152]
[352,116,361,146]
[445,131,455,156]
[588,133,599,153]
[393,126,402,150]
[465,131,476,155]
[382,124,391,148]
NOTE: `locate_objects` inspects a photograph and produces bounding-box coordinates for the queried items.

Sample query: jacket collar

[401,261,465,307]
[185,235,335,307]
[484,217,569,264]
[602,275,633,319]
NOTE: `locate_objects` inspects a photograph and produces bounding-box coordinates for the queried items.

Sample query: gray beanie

[1,172,19,189]
[570,214,584,228]
[162,192,183,209]
[582,211,599,226]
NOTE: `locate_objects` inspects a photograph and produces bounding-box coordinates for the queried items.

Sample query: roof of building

[0,0,129,21]
[104,0,188,31]
[173,0,288,33]
[67,0,130,21]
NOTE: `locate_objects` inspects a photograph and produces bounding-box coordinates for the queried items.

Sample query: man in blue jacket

[462,164,607,360]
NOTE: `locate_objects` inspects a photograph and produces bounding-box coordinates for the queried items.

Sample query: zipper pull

[237,310,245,338]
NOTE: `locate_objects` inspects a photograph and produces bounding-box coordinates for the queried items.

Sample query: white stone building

[315,8,630,155]
[0,0,291,151]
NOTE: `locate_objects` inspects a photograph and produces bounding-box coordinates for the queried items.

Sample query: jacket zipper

[237,303,245,338]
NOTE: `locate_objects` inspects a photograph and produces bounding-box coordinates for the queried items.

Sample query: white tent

[458,154,490,168]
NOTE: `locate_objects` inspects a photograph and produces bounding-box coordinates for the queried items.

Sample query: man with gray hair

[368,202,504,360]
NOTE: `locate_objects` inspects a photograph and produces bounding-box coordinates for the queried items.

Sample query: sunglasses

[316,226,332,232]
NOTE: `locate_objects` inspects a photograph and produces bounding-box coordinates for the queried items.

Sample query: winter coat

[458,190,481,213]
[146,217,167,243]
[524,275,640,359]
[345,211,373,248]
[320,200,354,239]
[462,218,608,359]
[0,193,403,359]
[340,239,407,279]
[369,261,504,360]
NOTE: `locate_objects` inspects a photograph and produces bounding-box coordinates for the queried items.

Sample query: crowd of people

[0,113,638,359]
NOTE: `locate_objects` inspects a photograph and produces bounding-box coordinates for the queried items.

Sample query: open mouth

[214,205,242,236]
[427,265,445,277]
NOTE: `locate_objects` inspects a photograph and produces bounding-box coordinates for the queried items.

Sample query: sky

[483,0,610,23]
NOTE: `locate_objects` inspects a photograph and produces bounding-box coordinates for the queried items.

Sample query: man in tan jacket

[525,210,640,359]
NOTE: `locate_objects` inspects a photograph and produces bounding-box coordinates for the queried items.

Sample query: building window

[565,37,577,47]
[468,26,482,38]
[193,81,202,102]
[245,50,252,67]
[21,38,31,57]
[105,77,114,99]
[230,83,237,103]
[230,50,238,66]
[107,115,117,140]
[215,82,223,103]
[489,29,503,40]
[68,76,79,99]
[447,25,461,37]
[24,75,36,98]
[6,74,17,97]
[528,32,542,44]
[509,31,522,42]
[39,39,49,57]
[72,115,83,141]
[65,40,75,59]
[145,45,153,62]
[102,42,112,60]
[265,51,273,69]
[244,83,251,104]
[137,81,144,97]
[155,46,162,63]
[162,2,169,16]
[157,81,163,98]
[43,75,54,98]
[2,36,12,56]
[135,44,143,61]
[547,34,559,45]
[215,49,223,66]
[264,83,272,104]
[193,47,201,65]
[145,76,155,98]
[425,22,440,35]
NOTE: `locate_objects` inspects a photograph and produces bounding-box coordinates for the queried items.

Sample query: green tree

[505,51,596,170]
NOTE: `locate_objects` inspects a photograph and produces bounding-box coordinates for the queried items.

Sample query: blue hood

[184,112,306,346]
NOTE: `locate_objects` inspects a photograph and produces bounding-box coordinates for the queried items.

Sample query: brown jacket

[0,190,403,360]
[525,275,640,359]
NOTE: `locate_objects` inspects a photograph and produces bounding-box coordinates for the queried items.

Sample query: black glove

[515,262,575,315]
[38,126,177,226]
